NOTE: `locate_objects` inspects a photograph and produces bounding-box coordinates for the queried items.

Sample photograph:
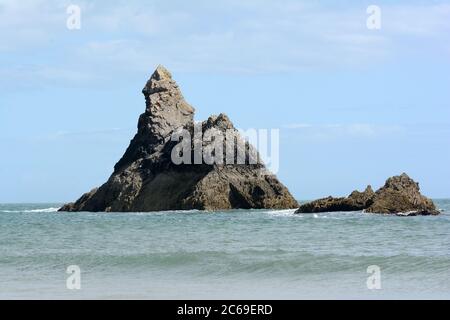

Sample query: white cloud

[86,2,192,36]
[75,1,393,72]
[283,123,313,129]
[0,0,71,50]
[283,123,406,140]
[0,64,100,89]
[384,4,450,37]
[0,0,449,83]
[55,128,124,137]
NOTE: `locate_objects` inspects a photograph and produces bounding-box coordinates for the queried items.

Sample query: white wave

[118,209,205,216]
[0,207,60,213]
[265,209,297,217]
[25,207,60,213]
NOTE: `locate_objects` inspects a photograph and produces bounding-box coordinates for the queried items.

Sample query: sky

[1,0,450,202]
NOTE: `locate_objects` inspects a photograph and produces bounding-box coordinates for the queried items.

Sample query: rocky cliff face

[296,174,439,216]
[59,66,298,212]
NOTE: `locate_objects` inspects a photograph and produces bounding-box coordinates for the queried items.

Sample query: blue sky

[1,0,450,202]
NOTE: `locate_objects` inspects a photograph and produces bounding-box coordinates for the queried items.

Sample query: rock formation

[296,186,375,213]
[59,65,298,212]
[365,173,439,216]
[296,173,439,216]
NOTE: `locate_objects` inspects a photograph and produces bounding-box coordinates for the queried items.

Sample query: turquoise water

[1,200,449,299]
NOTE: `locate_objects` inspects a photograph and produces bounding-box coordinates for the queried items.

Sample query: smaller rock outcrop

[296,186,374,213]
[295,174,439,216]
[366,173,439,216]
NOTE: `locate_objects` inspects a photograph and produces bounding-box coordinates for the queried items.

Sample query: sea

[1,200,449,299]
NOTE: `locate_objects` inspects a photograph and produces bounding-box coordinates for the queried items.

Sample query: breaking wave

[0,207,60,213]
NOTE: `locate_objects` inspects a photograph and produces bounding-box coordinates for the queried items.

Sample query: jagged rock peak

[59,66,298,212]
[142,64,177,96]
[383,173,418,191]
[152,64,173,81]
[141,64,194,117]
[204,113,235,131]
[114,65,195,172]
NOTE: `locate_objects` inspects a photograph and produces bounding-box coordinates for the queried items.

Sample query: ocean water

[1,200,449,300]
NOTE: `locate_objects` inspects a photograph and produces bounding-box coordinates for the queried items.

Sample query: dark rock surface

[366,173,439,216]
[296,186,374,213]
[296,174,439,216]
[59,65,298,212]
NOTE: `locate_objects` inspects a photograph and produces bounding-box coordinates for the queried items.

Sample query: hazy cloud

[283,123,406,140]
[1,0,449,85]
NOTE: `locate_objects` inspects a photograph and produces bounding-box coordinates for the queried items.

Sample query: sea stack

[365,173,439,216]
[59,65,298,212]
[296,173,439,216]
